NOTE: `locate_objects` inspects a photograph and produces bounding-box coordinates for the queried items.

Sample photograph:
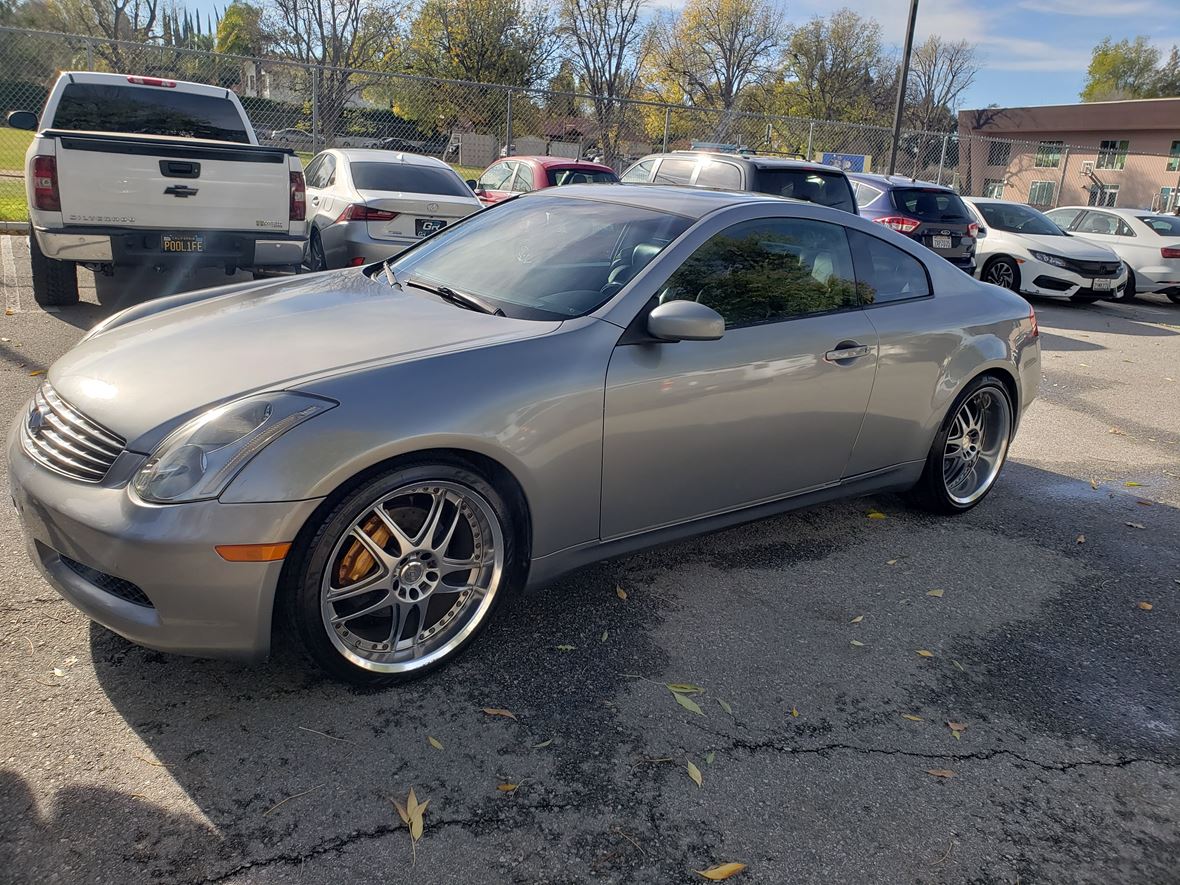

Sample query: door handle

[311,196,320,205]
[824,343,872,363]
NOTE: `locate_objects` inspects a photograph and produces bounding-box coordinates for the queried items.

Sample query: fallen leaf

[1076,534,1085,544]
[686,760,703,787]
[482,707,517,720]
[1137,500,1152,507]
[705,751,715,765]
[902,714,924,722]
[532,738,553,749]
[1109,427,1125,435]
[850,614,864,624]
[849,639,865,647]
[717,698,733,716]
[667,683,704,694]
[1126,522,1146,530]
[886,559,898,565]
[393,787,429,842]
[926,768,956,779]
[497,782,519,793]
[3,308,12,316]
[947,721,967,735]
[616,585,628,601]
[601,630,608,642]
[29,370,45,376]
[672,691,704,715]
[696,862,747,880]
[867,510,886,520]
[51,667,64,677]
[917,650,934,658]
[952,659,966,672]
[790,706,799,718]
[1138,601,1153,611]
[1090,479,1100,490]
[926,589,944,598]
[1124,481,1143,487]
[427,736,443,750]
[556,644,576,651]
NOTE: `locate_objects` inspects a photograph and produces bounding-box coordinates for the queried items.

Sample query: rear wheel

[982,256,1020,293]
[1167,291,1180,304]
[305,229,327,272]
[29,232,79,306]
[908,376,1013,514]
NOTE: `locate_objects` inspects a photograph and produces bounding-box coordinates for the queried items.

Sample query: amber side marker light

[215,543,292,562]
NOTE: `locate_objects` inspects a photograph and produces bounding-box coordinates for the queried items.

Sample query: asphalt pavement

[1,234,1178,884]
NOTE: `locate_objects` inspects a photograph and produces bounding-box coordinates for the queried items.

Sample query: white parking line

[1,235,20,314]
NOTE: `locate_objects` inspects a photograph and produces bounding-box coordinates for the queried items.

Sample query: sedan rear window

[51,82,250,143]
[1140,215,1180,236]
[351,162,472,197]
[753,169,856,213]
[546,168,619,186]
[891,188,972,223]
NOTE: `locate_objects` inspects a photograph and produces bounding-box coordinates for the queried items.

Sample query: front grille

[59,554,154,608]
[23,384,126,482]
[1063,258,1121,277]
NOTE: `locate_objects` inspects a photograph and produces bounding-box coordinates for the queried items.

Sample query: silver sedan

[8,186,1040,685]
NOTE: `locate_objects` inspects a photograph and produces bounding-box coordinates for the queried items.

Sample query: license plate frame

[931,235,953,250]
[161,234,205,254]
[1092,278,1113,291]
[415,218,446,237]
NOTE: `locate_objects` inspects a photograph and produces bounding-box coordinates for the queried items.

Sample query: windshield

[350,161,471,197]
[52,82,251,143]
[891,188,972,223]
[1140,215,1180,236]
[753,169,856,213]
[385,196,691,319]
[546,168,619,186]
[975,202,1064,236]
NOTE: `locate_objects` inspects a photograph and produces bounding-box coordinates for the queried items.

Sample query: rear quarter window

[51,82,251,143]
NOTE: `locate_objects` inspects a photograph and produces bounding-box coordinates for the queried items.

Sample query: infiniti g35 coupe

[8,186,1040,686]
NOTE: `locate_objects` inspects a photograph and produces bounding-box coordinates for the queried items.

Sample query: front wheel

[1118,268,1138,303]
[982,257,1020,293]
[1167,291,1180,304]
[907,376,1013,514]
[286,464,515,686]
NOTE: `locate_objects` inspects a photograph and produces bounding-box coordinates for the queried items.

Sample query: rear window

[51,82,250,143]
[546,168,618,186]
[350,162,471,197]
[1140,215,1180,236]
[753,169,856,213]
[890,187,972,222]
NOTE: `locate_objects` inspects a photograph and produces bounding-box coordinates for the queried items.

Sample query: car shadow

[1034,298,1178,337]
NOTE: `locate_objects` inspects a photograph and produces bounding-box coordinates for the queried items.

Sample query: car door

[306,152,340,229]
[1070,210,1142,271]
[600,215,879,539]
[476,161,517,206]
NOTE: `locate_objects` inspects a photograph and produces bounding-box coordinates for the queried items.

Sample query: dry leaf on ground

[705,751,715,765]
[1076,534,1085,544]
[917,650,934,658]
[667,683,704,694]
[790,707,799,718]
[556,644,575,651]
[927,589,944,598]
[532,738,553,749]
[1124,481,1143,487]
[696,862,747,880]
[717,698,733,715]
[849,639,865,647]
[686,760,703,787]
[1138,601,1153,611]
[616,585,628,600]
[867,510,887,519]
[672,691,704,715]
[392,786,430,843]
[427,736,443,750]
[902,714,923,722]
[926,768,956,779]
[497,783,519,793]
[850,614,864,623]
[1126,522,1146,530]
[482,707,517,720]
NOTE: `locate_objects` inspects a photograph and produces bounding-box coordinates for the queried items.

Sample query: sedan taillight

[1161,246,1180,259]
[32,155,60,211]
[874,215,921,234]
[336,204,399,222]
[289,171,306,221]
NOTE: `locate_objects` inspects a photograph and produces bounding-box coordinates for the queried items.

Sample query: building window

[1088,184,1119,207]
[983,179,1005,199]
[1034,141,1063,168]
[1096,139,1129,170]
[1160,187,1177,213]
[1168,140,1180,173]
[1028,180,1055,206]
[986,141,1011,167]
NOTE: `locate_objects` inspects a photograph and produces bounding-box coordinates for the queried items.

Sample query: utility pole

[887,0,920,175]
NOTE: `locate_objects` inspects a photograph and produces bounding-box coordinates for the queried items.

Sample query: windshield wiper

[383,258,403,291]
[404,277,505,316]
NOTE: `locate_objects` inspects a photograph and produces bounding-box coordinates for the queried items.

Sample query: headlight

[1029,250,1068,268]
[133,392,335,503]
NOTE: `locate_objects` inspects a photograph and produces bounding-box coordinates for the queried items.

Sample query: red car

[470,156,618,206]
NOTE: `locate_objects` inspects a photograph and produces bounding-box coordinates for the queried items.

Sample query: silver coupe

[8,186,1040,685]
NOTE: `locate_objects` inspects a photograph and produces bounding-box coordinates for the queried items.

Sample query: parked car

[8,185,1039,685]
[8,71,307,306]
[964,198,1128,302]
[303,149,481,270]
[470,156,618,206]
[1043,206,1180,303]
[849,174,978,273]
[621,151,857,214]
[270,127,315,150]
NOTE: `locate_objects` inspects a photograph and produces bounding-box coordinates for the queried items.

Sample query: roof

[62,70,229,98]
[654,151,841,173]
[1053,205,1160,218]
[521,183,786,219]
[847,172,954,190]
[508,156,616,173]
[332,148,450,169]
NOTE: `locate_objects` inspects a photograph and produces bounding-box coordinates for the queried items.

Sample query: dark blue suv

[848,173,978,273]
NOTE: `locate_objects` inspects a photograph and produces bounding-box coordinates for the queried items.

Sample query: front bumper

[36,227,307,268]
[7,422,323,661]
[983,256,1127,301]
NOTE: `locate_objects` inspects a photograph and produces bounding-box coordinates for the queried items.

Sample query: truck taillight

[874,215,921,234]
[127,76,176,87]
[32,155,60,211]
[1162,246,1180,259]
[289,171,306,221]
[336,204,399,222]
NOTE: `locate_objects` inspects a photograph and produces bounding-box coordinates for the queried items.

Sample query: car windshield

[753,169,856,213]
[891,187,973,223]
[546,168,619,186]
[975,202,1064,235]
[385,196,691,319]
[350,162,471,197]
[1139,215,1180,236]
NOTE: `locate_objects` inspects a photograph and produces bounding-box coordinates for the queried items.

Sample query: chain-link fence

[2,25,1179,224]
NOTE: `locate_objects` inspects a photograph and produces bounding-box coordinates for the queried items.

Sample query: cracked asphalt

[1,236,1179,884]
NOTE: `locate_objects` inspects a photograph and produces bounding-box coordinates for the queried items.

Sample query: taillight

[1029,303,1039,339]
[967,222,980,239]
[127,76,176,87]
[1162,246,1180,259]
[874,215,921,234]
[335,204,399,222]
[348,256,367,266]
[289,171,305,221]
[32,155,60,211]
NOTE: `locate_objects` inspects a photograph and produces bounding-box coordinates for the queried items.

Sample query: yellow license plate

[162,235,205,253]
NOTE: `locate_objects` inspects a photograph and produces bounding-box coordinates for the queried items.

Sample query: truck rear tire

[29,233,79,307]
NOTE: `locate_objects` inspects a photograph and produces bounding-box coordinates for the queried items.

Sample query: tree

[649,0,786,112]
[1081,36,1160,101]
[217,2,266,94]
[1148,45,1180,98]
[28,0,161,66]
[906,36,977,132]
[559,0,650,166]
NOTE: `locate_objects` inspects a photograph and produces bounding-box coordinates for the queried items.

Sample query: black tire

[1119,268,1138,303]
[1167,291,1180,304]
[284,462,518,687]
[981,256,1020,293]
[305,229,327,272]
[907,375,1014,515]
[28,232,79,306]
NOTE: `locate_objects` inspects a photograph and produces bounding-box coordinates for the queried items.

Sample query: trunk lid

[356,191,480,242]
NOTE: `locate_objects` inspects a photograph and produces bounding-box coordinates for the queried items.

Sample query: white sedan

[965,198,1128,303]
[1044,206,1180,303]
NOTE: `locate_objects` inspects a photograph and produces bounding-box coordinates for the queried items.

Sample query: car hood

[48,270,560,450]
[1018,233,1119,261]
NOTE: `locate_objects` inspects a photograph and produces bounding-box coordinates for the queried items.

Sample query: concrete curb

[0,221,29,234]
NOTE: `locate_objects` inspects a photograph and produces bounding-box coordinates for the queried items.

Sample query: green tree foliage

[1080,36,1178,101]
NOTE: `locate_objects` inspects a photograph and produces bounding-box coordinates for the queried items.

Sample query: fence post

[85,39,93,70]
[311,66,321,152]
[662,107,671,153]
[806,122,814,160]
[936,134,949,185]
[1056,147,1070,208]
[505,89,513,156]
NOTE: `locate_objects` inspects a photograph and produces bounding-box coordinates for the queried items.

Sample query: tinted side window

[304,155,325,189]
[854,182,883,205]
[653,158,696,185]
[657,218,859,328]
[847,230,931,304]
[695,161,742,189]
[621,159,653,183]
[755,169,856,213]
[478,162,514,191]
[51,82,251,143]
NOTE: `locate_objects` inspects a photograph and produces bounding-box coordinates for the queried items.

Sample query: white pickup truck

[8,71,307,305]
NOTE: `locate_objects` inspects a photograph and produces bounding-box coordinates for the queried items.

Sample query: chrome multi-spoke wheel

[941,387,1012,506]
[983,258,1018,292]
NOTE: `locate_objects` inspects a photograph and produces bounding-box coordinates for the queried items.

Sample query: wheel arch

[937,365,1020,436]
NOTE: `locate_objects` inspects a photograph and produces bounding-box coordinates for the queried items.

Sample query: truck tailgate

[49,132,293,233]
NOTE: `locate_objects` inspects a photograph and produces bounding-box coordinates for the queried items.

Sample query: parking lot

[1,233,1178,884]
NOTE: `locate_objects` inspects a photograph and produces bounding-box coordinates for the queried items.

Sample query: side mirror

[647,300,724,342]
[465,179,478,191]
[976,227,988,239]
[6,110,37,131]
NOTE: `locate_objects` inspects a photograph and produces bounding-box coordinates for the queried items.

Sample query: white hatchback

[966,198,1128,303]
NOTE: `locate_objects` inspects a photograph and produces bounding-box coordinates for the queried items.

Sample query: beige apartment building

[957,97,1180,212]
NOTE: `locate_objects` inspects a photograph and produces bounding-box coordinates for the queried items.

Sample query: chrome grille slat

[23,383,126,483]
